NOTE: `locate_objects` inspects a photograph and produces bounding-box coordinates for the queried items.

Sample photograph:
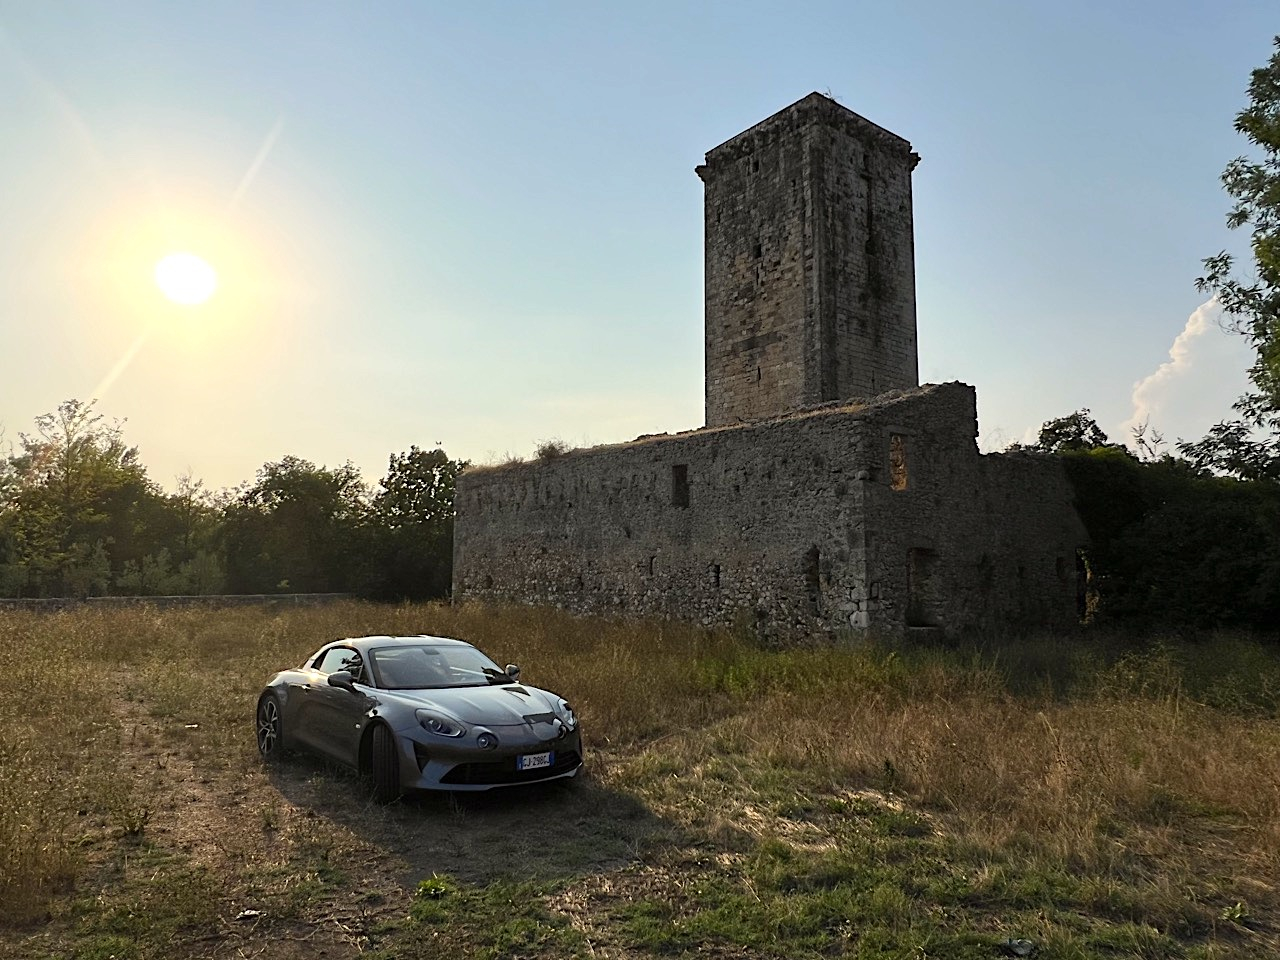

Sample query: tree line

[1014,410,1279,632]
[0,399,465,601]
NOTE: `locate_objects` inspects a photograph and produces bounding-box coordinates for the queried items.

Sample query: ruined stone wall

[699,93,919,428]
[453,383,1084,639]
[853,406,1085,635]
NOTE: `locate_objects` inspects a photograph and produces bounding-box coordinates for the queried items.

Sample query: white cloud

[1120,298,1255,449]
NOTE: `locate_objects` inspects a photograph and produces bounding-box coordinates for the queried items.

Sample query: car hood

[382,683,560,725]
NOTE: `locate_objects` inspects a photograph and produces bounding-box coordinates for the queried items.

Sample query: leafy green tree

[221,456,368,594]
[1019,408,1280,629]
[116,548,186,596]
[359,446,467,601]
[177,549,225,595]
[1026,409,1121,454]
[1186,36,1280,479]
[168,473,222,559]
[373,446,465,528]
[1062,447,1280,628]
[0,400,156,596]
[1179,393,1280,482]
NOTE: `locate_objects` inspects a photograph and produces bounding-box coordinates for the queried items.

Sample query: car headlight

[553,698,577,730]
[415,709,466,738]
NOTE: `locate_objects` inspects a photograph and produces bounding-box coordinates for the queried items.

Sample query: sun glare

[154,252,218,305]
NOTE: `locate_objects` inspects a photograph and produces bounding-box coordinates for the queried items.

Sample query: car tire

[256,694,285,762]
[369,724,402,804]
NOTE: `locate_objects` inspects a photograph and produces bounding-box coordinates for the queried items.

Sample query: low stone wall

[0,593,353,613]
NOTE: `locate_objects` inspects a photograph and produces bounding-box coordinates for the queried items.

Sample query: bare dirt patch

[2,683,671,960]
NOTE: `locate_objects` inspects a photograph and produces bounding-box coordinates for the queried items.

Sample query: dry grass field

[1,602,1278,959]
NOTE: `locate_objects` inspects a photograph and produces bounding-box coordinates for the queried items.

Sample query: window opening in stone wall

[647,556,655,576]
[711,564,721,590]
[889,434,908,491]
[804,546,821,615]
[906,548,939,627]
[753,242,762,258]
[672,464,689,508]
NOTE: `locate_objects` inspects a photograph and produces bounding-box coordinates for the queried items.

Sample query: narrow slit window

[889,434,908,491]
[672,464,689,508]
[804,546,821,614]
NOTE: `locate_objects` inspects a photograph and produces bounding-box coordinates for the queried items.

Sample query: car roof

[334,635,474,652]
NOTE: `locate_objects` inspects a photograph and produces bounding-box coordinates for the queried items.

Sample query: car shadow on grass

[263,751,679,889]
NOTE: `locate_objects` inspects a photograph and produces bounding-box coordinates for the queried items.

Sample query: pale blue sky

[0,2,1273,490]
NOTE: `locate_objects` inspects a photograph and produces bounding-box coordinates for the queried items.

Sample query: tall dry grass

[681,636,1280,875]
[2,601,1278,928]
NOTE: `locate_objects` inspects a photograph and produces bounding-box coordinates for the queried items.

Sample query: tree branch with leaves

[1184,36,1280,480]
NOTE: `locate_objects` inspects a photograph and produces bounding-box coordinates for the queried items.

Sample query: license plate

[517,751,553,771]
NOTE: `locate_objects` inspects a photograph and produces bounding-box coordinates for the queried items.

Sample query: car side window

[314,647,364,681]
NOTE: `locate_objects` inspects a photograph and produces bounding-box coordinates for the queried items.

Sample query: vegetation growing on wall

[1062,447,1280,629]
[1023,410,1280,631]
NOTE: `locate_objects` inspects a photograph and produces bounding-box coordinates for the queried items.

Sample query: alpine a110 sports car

[255,635,583,800]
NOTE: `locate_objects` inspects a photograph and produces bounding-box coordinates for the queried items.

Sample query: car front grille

[440,750,583,786]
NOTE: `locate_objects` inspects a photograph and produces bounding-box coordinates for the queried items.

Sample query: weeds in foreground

[0,602,1278,958]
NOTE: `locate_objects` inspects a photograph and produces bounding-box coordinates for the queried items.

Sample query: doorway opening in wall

[906,547,939,627]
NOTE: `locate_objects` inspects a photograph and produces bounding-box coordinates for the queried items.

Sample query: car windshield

[369,644,511,690]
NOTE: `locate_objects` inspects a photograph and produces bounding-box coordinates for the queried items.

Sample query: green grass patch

[391,874,586,959]
[66,847,220,960]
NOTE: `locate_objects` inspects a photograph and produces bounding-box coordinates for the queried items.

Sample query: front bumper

[394,720,584,792]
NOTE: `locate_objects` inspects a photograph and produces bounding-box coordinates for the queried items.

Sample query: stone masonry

[452,94,1086,639]
[700,93,919,428]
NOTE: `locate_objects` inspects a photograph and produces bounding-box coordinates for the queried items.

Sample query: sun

[154,252,218,305]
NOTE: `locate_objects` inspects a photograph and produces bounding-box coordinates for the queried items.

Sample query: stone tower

[697,93,921,427]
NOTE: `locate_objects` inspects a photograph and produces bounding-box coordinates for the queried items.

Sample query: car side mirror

[505,663,520,682]
[328,670,357,693]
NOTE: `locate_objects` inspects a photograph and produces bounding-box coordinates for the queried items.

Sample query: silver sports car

[255,634,583,800]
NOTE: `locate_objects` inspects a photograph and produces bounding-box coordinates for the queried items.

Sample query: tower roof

[702,92,917,167]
